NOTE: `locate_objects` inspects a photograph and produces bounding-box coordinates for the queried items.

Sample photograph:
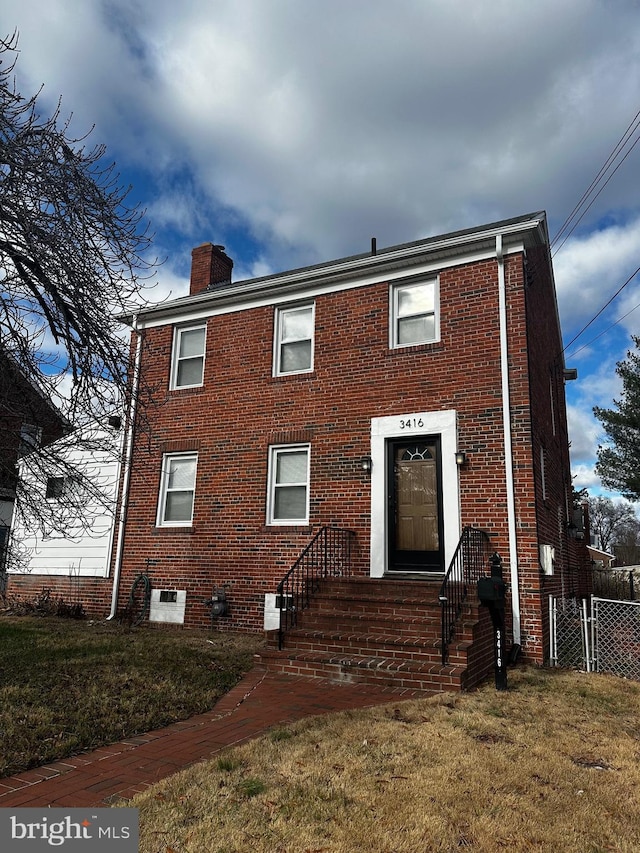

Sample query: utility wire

[561,264,640,356]
[551,107,640,255]
[550,105,640,357]
[552,134,640,257]
[567,299,640,359]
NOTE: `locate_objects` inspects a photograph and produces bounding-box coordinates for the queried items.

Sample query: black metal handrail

[277,526,355,650]
[439,527,491,665]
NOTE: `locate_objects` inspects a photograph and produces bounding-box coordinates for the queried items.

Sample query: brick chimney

[189,243,234,295]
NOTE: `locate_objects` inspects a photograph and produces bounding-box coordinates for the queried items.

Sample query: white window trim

[156,452,198,527]
[170,324,207,390]
[390,278,440,349]
[369,410,459,578]
[273,303,315,376]
[267,444,311,525]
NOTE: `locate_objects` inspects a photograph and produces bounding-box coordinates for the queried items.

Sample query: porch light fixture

[455,451,467,467]
[359,456,373,473]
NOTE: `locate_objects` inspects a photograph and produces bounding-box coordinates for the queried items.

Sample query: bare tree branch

[0,33,158,551]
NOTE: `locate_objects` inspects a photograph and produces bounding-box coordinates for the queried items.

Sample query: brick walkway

[0,667,425,808]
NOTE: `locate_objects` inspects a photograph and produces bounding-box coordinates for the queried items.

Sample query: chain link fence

[550,595,640,682]
[549,596,590,670]
[592,597,640,681]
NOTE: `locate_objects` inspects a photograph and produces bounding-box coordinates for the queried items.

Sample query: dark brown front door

[388,437,444,572]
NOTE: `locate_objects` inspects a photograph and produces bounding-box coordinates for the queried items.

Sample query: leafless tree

[0,33,156,559]
[587,496,636,553]
[612,516,640,567]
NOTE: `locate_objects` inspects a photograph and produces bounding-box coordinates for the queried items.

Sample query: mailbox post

[477,552,508,691]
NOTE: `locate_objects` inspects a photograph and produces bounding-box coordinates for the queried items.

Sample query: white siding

[9,429,120,577]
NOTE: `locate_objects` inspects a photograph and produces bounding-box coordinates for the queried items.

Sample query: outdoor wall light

[455,451,467,467]
[359,456,373,473]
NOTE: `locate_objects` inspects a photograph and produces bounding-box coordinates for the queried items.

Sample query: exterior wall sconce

[455,451,467,467]
[360,456,373,473]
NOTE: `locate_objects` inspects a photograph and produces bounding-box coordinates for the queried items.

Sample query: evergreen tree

[594,336,640,500]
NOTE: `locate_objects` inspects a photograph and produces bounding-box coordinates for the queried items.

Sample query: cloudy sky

[2,0,640,499]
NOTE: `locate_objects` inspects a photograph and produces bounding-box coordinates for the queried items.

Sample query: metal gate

[549,596,591,671]
[592,597,640,680]
[550,595,640,681]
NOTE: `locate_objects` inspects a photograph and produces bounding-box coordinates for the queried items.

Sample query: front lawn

[131,666,640,853]
[0,616,263,777]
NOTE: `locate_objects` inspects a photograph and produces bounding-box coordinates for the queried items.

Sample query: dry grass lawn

[0,615,263,776]
[131,666,640,853]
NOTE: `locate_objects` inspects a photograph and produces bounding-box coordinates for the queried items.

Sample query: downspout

[108,316,142,619]
[496,235,522,647]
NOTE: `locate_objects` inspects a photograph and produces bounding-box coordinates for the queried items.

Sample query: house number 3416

[400,417,424,429]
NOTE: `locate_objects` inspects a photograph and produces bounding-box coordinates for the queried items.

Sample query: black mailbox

[477,576,506,605]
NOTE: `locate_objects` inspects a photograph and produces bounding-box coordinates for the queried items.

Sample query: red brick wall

[112,251,562,666]
[520,245,589,660]
[6,574,112,618]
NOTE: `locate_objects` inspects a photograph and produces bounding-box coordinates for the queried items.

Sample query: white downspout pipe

[108,317,142,619]
[496,235,521,647]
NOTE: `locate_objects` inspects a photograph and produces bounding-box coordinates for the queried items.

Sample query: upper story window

[171,325,206,389]
[274,304,314,376]
[45,476,65,499]
[18,423,42,457]
[391,280,438,348]
[45,475,80,501]
[267,444,310,525]
[157,453,198,527]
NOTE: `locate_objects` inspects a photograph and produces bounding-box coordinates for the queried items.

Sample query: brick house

[12,211,588,690]
[102,210,587,689]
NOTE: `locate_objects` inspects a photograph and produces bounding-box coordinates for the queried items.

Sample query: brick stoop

[258,577,493,693]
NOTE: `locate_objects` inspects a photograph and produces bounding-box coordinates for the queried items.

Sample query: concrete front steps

[259,577,491,693]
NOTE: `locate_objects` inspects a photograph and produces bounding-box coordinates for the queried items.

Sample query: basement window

[159,590,178,603]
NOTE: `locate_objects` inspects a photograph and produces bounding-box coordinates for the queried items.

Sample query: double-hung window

[391,280,438,347]
[274,304,314,375]
[157,453,198,527]
[171,325,206,389]
[267,445,310,525]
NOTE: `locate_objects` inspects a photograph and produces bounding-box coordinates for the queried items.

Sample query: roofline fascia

[120,213,547,327]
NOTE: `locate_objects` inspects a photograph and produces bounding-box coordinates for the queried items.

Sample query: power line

[550,105,640,358]
[567,298,640,359]
[551,107,640,255]
[561,264,640,356]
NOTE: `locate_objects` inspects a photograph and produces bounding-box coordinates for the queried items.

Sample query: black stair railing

[277,526,355,650]
[439,527,491,665]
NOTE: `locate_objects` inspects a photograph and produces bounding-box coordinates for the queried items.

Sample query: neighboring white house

[9,426,121,578]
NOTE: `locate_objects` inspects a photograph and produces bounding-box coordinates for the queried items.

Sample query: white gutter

[108,317,142,619]
[496,235,522,647]
[125,214,546,328]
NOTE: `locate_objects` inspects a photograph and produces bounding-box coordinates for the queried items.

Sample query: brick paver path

[0,668,425,807]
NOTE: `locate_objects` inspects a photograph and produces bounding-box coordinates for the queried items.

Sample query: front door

[387,437,444,573]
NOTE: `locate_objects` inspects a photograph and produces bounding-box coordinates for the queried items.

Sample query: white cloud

[554,218,640,335]
[568,404,602,464]
[571,462,602,493]
[4,0,640,498]
[6,0,640,266]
